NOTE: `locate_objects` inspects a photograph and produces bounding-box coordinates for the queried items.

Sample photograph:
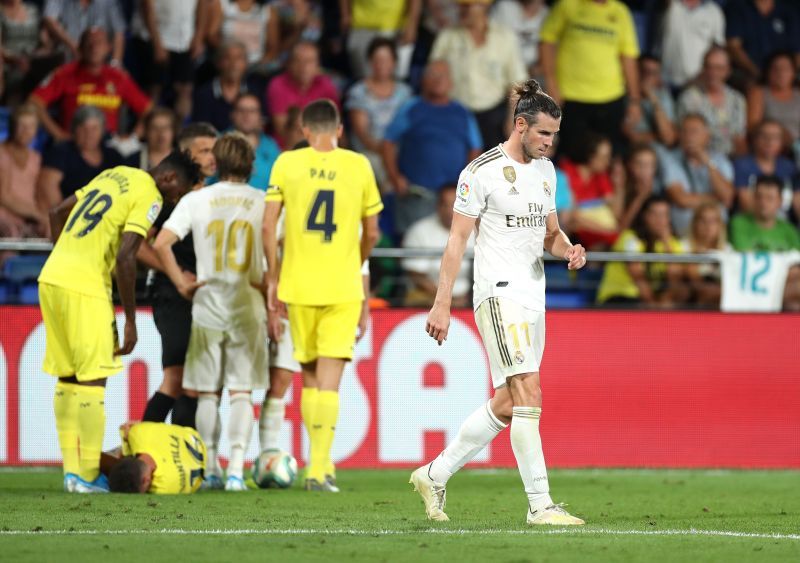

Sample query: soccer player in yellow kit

[38,151,200,493]
[105,421,206,494]
[263,99,382,492]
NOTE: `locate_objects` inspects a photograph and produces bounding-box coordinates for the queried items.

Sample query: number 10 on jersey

[306,190,337,242]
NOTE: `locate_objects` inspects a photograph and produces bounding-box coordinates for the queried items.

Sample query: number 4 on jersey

[306,190,337,242]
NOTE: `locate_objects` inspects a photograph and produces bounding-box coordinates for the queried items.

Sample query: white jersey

[164,181,266,331]
[453,145,557,311]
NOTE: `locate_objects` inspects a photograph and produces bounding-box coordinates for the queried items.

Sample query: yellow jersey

[121,422,206,495]
[352,0,407,32]
[540,0,639,103]
[38,166,163,300]
[266,147,383,305]
[596,230,685,304]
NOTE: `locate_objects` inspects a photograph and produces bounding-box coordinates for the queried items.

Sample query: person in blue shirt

[229,93,281,191]
[381,60,483,236]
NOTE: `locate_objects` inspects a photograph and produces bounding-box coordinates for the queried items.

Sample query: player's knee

[490,394,514,420]
[160,368,184,397]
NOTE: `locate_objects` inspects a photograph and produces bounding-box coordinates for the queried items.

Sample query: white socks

[197,394,222,478]
[510,406,552,511]
[258,397,285,452]
[428,401,507,484]
[228,393,254,479]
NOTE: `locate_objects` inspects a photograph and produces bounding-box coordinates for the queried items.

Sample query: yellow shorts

[39,283,122,381]
[287,301,362,364]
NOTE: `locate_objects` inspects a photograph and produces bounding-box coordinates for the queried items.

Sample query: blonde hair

[213,132,254,181]
[689,202,727,251]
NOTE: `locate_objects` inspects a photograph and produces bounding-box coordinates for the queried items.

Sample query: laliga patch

[146,201,162,223]
[457,181,471,202]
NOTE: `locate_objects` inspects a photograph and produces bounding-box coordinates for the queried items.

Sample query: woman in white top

[208,0,280,72]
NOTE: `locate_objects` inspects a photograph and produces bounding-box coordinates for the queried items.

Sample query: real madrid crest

[514,351,525,364]
[503,166,516,183]
[543,181,551,197]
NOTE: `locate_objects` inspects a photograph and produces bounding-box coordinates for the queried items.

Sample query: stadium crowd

[1,0,800,309]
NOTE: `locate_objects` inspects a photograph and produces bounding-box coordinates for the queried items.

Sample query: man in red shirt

[30,28,152,141]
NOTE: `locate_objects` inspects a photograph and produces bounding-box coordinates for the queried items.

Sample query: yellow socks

[308,391,339,482]
[75,385,106,482]
[300,386,319,438]
[53,381,80,476]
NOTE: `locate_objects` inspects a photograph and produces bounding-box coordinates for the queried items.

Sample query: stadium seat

[545,291,589,309]
[0,280,13,304]
[0,106,9,143]
[19,282,40,305]
[2,255,48,283]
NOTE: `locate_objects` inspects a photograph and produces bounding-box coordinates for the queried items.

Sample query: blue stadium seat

[0,280,13,304]
[546,291,589,309]
[2,255,48,283]
[0,106,9,143]
[19,282,40,305]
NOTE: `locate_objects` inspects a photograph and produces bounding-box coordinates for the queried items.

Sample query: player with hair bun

[411,79,587,526]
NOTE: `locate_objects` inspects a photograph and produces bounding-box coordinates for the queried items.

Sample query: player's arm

[544,212,586,271]
[136,227,164,271]
[262,200,283,313]
[115,232,146,356]
[47,194,77,243]
[426,211,475,345]
[152,228,204,300]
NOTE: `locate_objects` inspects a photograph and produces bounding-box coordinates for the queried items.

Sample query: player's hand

[426,303,451,346]
[267,311,284,342]
[564,244,587,270]
[115,320,138,356]
[177,279,206,301]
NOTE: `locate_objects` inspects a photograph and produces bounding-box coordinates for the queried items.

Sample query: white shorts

[475,297,545,389]
[183,322,268,392]
[269,317,300,372]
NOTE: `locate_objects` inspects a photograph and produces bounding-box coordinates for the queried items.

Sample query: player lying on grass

[104,421,206,494]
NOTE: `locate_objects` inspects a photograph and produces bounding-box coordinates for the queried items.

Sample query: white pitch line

[0,528,798,541]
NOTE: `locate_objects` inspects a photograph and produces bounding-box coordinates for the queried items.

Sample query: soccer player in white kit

[410,80,587,526]
[154,133,268,491]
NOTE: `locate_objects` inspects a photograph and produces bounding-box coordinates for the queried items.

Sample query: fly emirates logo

[505,202,547,228]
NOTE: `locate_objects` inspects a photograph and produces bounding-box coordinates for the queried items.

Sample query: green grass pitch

[1,468,798,562]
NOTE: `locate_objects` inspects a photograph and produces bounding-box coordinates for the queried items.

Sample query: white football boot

[409,465,449,522]
[224,476,248,492]
[527,503,585,526]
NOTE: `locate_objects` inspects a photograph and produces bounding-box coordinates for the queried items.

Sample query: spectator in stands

[126,106,177,170]
[618,144,659,232]
[340,0,421,80]
[266,40,339,146]
[733,119,797,216]
[622,56,677,149]
[657,0,725,91]
[29,27,151,141]
[207,0,280,73]
[661,113,735,237]
[491,0,549,78]
[381,59,482,234]
[346,37,412,192]
[554,166,575,235]
[402,185,474,307]
[539,0,640,155]
[596,195,690,307]
[0,103,45,237]
[43,0,125,63]
[37,104,122,208]
[230,93,280,191]
[677,46,747,157]
[746,51,800,143]
[192,40,262,133]
[273,0,323,61]
[725,0,800,85]
[559,133,622,249]
[730,175,800,310]
[683,201,728,308]
[0,0,55,105]
[431,0,526,149]
[730,175,800,251]
[130,0,207,122]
